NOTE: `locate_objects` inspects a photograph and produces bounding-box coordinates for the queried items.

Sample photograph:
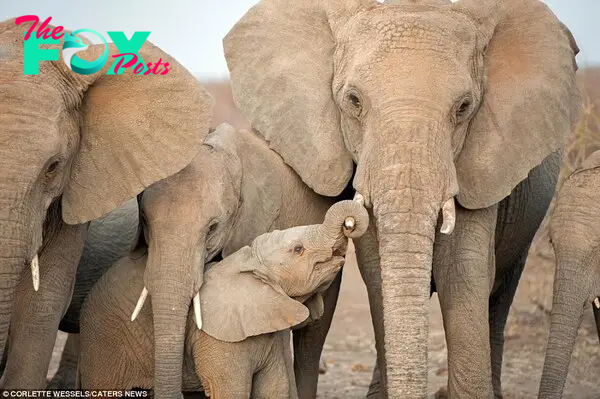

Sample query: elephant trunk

[359,121,457,397]
[146,241,205,399]
[0,198,37,373]
[0,239,26,371]
[539,257,589,398]
[317,200,369,244]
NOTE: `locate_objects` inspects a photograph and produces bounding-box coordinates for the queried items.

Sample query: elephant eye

[455,97,472,121]
[344,89,363,118]
[292,245,304,255]
[348,93,360,108]
[45,160,60,178]
[207,221,218,236]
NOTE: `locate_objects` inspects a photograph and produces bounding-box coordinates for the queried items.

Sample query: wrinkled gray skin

[538,150,600,398]
[0,18,212,389]
[46,124,341,394]
[79,200,369,398]
[47,199,139,388]
[136,123,341,398]
[223,0,581,397]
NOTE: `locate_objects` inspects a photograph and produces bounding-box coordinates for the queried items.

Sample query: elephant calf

[539,150,600,398]
[134,122,341,397]
[78,200,368,398]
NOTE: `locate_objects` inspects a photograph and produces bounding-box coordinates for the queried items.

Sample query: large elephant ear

[575,150,600,174]
[61,41,214,224]
[452,0,581,209]
[221,128,282,257]
[223,0,374,197]
[200,247,309,342]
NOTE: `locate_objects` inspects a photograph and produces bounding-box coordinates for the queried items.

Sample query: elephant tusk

[131,287,148,322]
[440,197,456,235]
[344,217,355,231]
[193,292,202,329]
[594,298,600,309]
[353,192,365,206]
[31,254,39,292]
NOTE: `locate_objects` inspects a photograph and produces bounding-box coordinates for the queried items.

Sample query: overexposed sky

[1,0,598,79]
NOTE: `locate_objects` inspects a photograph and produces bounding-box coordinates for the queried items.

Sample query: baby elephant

[538,150,600,398]
[78,200,368,398]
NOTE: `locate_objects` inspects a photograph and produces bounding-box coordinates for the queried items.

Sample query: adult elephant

[223,0,581,397]
[539,150,600,398]
[0,18,213,388]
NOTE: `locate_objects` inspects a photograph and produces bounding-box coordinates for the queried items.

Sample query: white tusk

[193,292,202,329]
[353,192,365,206]
[440,197,456,235]
[31,254,39,292]
[594,297,600,309]
[131,287,148,322]
[344,217,355,231]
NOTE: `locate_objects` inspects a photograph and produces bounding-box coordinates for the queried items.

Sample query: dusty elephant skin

[46,199,139,387]
[539,150,600,398]
[223,0,581,397]
[130,123,345,398]
[78,201,369,398]
[0,18,213,388]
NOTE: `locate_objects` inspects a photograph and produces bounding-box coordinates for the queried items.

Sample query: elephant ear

[452,0,581,209]
[223,0,375,197]
[61,41,214,224]
[221,128,282,257]
[200,247,309,342]
[129,192,148,254]
[575,151,600,174]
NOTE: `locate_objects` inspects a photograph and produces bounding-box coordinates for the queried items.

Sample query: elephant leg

[488,249,528,398]
[46,333,80,388]
[433,204,497,399]
[1,222,87,388]
[293,269,342,398]
[255,333,297,399]
[594,299,600,344]
[353,211,386,398]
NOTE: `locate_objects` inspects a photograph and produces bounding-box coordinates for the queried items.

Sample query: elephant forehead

[345,7,477,56]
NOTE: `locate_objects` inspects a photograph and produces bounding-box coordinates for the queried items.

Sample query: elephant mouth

[332,239,348,257]
[324,255,345,271]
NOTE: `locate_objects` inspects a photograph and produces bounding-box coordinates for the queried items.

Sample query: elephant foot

[46,369,77,389]
[366,363,381,399]
[433,386,448,399]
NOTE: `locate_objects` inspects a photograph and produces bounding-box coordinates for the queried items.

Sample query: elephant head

[539,150,600,398]
[223,0,580,395]
[130,123,290,397]
[0,18,213,371]
[200,199,369,342]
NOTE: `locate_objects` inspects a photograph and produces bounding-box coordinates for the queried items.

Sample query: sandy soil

[48,241,600,398]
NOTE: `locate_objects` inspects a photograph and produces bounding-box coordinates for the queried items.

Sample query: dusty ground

[48,239,600,398]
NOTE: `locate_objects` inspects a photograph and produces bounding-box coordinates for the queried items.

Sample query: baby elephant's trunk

[318,199,369,248]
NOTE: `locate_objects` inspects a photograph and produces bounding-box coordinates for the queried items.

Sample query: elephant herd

[0,0,597,397]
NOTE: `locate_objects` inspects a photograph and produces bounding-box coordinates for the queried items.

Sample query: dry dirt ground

[48,240,600,398]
